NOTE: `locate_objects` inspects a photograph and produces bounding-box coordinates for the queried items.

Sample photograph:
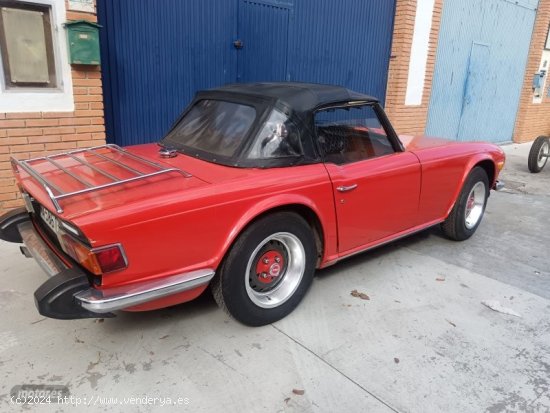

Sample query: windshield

[162,100,256,158]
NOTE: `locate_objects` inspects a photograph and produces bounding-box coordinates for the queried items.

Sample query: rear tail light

[94,245,128,274]
[59,233,127,275]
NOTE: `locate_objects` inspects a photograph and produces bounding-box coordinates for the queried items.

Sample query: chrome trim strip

[321,101,371,110]
[85,150,145,176]
[45,157,93,188]
[54,169,186,201]
[12,158,63,194]
[106,144,192,177]
[330,220,444,266]
[45,187,63,213]
[90,242,129,270]
[75,269,215,313]
[107,144,192,177]
[337,184,358,193]
[27,144,119,160]
[106,144,165,171]
[65,153,120,181]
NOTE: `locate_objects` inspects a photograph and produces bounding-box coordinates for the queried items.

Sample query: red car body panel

[400,134,503,222]
[324,151,421,252]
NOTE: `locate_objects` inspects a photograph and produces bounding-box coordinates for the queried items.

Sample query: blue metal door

[237,1,291,82]
[98,0,396,146]
[426,0,538,143]
[457,43,491,141]
[97,0,238,146]
[290,0,396,96]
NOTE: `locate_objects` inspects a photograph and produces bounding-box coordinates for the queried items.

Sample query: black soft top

[163,82,390,169]
[207,82,378,113]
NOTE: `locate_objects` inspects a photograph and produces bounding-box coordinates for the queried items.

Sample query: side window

[314,104,394,165]
[247,108,303,159]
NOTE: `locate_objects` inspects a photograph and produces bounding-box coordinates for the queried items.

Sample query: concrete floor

[0,143,549,412]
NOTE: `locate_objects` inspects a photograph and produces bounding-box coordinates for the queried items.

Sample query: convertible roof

[207,82,379,112]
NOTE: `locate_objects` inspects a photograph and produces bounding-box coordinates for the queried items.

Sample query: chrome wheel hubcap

[538,141,549,168]
[465,182,486,230]
[245,232,305,309]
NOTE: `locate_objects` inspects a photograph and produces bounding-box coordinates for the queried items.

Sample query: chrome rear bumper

[1,209,215,319]
[75,269,215,313]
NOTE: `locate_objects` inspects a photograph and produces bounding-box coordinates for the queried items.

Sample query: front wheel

[211,212,317,326]
[441,167,489,241]
[528,136,550,173]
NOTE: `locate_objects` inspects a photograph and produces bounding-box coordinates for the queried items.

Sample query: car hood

[398,134,459,151]
[399,134,504,157]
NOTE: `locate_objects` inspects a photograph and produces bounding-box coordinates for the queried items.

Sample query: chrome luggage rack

[11,144,190,214]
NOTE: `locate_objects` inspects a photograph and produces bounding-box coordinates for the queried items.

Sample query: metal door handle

[337,184,358,193]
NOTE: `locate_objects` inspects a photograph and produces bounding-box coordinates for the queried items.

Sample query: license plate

[40,207,59,234]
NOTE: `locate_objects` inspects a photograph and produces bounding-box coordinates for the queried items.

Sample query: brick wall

[385,0,443,136]
[513,0,550,143]
[0,2,105,213]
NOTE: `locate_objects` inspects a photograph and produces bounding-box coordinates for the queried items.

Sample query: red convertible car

[0,83,505,326]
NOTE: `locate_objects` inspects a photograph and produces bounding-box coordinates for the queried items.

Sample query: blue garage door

[237,1,291,82]
[426,0,538,143]
[97,0,396,146]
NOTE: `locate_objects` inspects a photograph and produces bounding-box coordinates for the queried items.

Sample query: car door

[315,103,422,254]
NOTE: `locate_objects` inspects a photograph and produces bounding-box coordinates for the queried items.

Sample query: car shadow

[101,225,446,331]
[101,288,222,332]
[315,225,441,279]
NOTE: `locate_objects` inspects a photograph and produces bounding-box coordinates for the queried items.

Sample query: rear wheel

[442,167,489,241]
[528,136,550,173]
[211,212,317,326]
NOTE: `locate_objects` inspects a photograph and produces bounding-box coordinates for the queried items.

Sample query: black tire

[528,136,550,173]
[441,167,489,241]
[211,212,317,326]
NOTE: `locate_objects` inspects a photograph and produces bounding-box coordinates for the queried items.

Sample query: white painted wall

[0,0,74,112]
[405,0,436,106]
[532,50,550,104]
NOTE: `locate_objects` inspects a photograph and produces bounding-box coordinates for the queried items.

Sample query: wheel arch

[217,200,327,271]
[474,159,496,188]
[444,155,496,218]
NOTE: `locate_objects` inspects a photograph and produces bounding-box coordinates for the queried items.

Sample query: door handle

[337,184,358,193]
